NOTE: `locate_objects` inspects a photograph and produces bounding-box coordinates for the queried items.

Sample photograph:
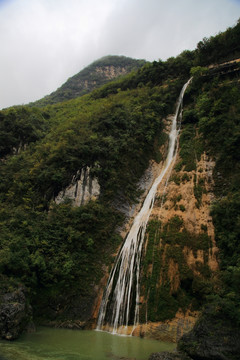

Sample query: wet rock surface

[0,286,32,340]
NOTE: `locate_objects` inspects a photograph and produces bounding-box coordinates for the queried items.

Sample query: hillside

[0,20,240,359]
[31,55,146,107]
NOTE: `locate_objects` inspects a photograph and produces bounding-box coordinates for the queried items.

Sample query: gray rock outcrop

[55,167,100,207]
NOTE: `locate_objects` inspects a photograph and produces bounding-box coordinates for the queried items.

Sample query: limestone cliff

[135,141,219,341]
[136,151,218,340]
[55,167,100,206]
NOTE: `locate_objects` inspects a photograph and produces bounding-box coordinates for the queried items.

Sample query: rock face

[94,65,128,80]
[93,120,219,340]
[0,286,32,340]
[114,159,162,236]
[149,306,240,359]
[55,167,100,206]
[132,311,198,343]
[177,306,240,360]
[152,151,217,249]
[136,150,219,338]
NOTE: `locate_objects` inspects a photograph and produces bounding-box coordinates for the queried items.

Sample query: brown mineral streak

[152,151,218,272]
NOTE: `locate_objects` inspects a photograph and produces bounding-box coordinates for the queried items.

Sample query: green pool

[0,327,175,360]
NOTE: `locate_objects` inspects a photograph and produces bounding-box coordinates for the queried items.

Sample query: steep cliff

[138,150,218,324]
[127,148,218,341]
[55,167,100,207]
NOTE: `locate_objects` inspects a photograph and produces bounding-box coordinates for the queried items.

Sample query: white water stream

[97,79,192,334]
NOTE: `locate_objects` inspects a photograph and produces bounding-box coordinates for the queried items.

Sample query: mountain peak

[32,55,146,107]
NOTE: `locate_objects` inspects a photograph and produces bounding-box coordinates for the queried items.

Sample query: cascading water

[97,79,192,334]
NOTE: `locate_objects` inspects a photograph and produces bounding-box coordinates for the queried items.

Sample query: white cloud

[0,0,239,109]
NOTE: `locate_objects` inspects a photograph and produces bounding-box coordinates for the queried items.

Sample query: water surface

[0,327,175,360]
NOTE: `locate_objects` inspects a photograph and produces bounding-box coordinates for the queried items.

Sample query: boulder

[0,286,33,340]
[177,306,240,360]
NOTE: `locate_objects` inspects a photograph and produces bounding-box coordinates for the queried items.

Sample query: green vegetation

[179,204,186,212]
[175,123,204,172]
[0,106,50,157]
[193,176,206,208]
[0,86,171,208]
[194,19,240,65]
[1,20,240,328]
[140,217,213,322]
[0,201,122,294]
[180,50,240,325]
[181,173,190,182]
[0,55,185,319]
[31,56,146,107]
[139,20,240,325]
[170,174,181,185]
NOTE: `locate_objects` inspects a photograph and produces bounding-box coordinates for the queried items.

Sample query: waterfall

[97,78,192,334]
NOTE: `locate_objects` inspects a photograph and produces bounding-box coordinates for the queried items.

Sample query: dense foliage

[0,201,121,292]
[140,217,213,323]
[0,85,174,208]
[0,59,184,318]
[0,106,49,158]
[194,19,240,65]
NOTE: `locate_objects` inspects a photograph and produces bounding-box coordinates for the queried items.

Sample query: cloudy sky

[0,0,239,109]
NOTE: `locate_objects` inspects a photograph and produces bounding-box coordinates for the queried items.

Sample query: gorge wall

[135,150,218,341]
[91,111,219,341]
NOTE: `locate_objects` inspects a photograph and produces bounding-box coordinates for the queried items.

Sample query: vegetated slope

[171,63,240,359]
[0,50,192,328]
[138,60,240,328]
[31,55,146,107]
[0,20,239,345]
[194,19,240,66]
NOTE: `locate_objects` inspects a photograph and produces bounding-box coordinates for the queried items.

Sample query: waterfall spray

[97,78,192,334]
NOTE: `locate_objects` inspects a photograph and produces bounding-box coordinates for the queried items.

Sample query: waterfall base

[96,310,198,342]
[96,324,135,336]
[131,310,198,343]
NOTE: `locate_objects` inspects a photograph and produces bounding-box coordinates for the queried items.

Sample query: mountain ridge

[30,55,146,107]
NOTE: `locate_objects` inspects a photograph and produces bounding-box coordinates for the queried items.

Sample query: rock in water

[177,305,240,360]
[149,352,188,360]
[0,286,32,340]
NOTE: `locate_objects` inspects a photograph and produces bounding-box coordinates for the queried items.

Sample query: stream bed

[0,327,175,360]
